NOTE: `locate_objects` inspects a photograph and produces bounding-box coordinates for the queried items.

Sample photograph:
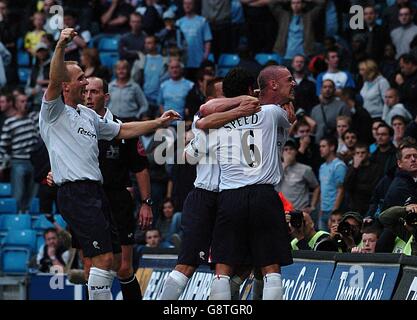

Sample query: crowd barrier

[25,250,417,300]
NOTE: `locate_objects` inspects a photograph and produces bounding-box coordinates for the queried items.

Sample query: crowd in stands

[1,0,417,275]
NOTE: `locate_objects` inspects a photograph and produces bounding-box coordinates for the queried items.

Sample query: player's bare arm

[46,28,77,101]
[199,95,257,117]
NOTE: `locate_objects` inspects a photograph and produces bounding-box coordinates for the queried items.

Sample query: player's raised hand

[57,28,77,48]
[282,102,296,124]
[159,110,181,126]
[237,96,261,117]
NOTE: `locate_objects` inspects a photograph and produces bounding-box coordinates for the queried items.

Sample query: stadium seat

[207,53,215,63]
[0,198,17,214]
[17,37,24,50]
[0,214,31,231]
[255,53,282,66]
[1,248,31,274]
[217,67,232,77]
[32,214,54,230]
[0,183,11,197]
[18,67,31,84]
[98,36,119,52]
[100,52,119,70]
[30,198,40,214]
[2,229,37,253]
[54,215,67,229]
[36,234,44,251]
[218,54,240,68]
[17,51,31,67]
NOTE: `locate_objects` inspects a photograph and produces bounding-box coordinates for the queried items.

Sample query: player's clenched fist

[57,28,78,48]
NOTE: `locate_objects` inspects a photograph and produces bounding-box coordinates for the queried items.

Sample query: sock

[87,267,113,300]
[159,270,189,300]
[209,275,231,300]
[119,273,142,300]
[262,273,283,300]
[230,275,244,300]
[252,278,264,300]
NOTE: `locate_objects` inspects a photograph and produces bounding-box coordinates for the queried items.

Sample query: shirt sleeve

[40,94,66,124]
[202,19,213,42]
[304,166,319,189]
[334,162,347,188]
[135,85,149,118]
[95,114,121,141]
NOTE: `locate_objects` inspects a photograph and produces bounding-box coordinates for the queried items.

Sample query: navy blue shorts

[211,184,293,268]
[57,180,121,258]
[104,188,135,246]
[177,188,218,266]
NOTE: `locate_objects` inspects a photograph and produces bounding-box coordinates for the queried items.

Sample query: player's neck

[326,154,336,163]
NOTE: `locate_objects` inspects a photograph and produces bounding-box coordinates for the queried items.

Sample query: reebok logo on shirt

[78,127,97,140]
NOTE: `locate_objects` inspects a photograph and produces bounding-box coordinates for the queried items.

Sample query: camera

[337,220,353,237]
[290,210,304,229]
[405,211,417,227]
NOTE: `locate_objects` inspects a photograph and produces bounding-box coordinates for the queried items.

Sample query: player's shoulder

[78,104,97,118]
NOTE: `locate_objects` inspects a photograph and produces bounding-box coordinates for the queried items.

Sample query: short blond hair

[359,59,380,81]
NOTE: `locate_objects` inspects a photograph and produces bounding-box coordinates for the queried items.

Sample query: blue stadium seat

[2,229,37,253]
[1,249,31,274]
[0,214,31,231]
[207,53,215,63]
[98,36,119,52]
[255,53,282,66]
[36,234,44,251]
[18,67,31,84]
[30,198,40,214]
[0,198,17,214]
[217,67,232,77]
[100,52,119,70]
[17,37,24,50]
[0,183,11,197]
[54,215,67,229]
[218,54,240,68]
[17,51,31,67]
[32,214,54,230]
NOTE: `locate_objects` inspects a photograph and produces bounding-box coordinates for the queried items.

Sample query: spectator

[390,5,417,58]
[118,12,147,65]
[316,48,356,97]
[144,228,165,248]
[184,69,214,120]
[311,79,351,142]
[327,209,343,240]
[278,139,320,212]
[291,54,319,115]
[155,198,182,248]
[201,0,232,59]
[100,0,133,34]
[131,35,168,116]
[269,0,325,63]
[380,43,398,83]
[370,122,398,176]
[383,138,417,209]
[0,94,38,213]
[156,10,186,59]
[382,88,413,126]
[59,10,91,62]
[348,33,368,87]
[351,222,382,253]
[339,130,358,165]
[80,48,111,82]
[356,4,390,63]
[0,0,16,86]
[344,143,382,215]
[108,60,149,121]
[293,119,322,176]
[359,59,390,119]
[318,136,347,231]
[383,0,417,32]
[176,0,212,81]
[335,115,351,154]
[0,93,15,131]
[25,42,50,111]
[236,44,263,81]
[158,58,193,120]
[392,115,409,147]
[24,12,46,56]
[135,0,164,35]
[0,41,10,89]
[339,88,373,145]
[288,211,329,251]
[37,228,70,273]
[396,54,417,117]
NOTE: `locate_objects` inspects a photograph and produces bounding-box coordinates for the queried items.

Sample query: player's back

[216,104,290,191]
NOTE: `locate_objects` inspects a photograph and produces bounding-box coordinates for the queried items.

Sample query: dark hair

[391,115,407,126]
[145,228,161,237]
[64,9,78,19]
[206,77,223,98]
[325,47,339,59]
[200,59,216,70]
[354,142,369,151]
[377,122,394,137]
[43,227,57,237]
[330,209,344,217]
[342,129,357,141]
[340,87,357,102]
[130,12,142,20]
[320,135,338,151]
[399,53,417,65]
[223,67,254,98]
[397,137,417,160]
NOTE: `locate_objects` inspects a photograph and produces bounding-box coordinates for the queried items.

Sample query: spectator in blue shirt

[158,58,193,122]
[118,12,147,65]
[176,0,212,81]
[318,136,347,231]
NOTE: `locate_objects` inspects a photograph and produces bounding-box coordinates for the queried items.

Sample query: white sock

[230,275,244,300]
[263,273,283,300]
[209,275,231,300]
[159,270,189,300]
[88,267,113,300]
[252,278,264,300]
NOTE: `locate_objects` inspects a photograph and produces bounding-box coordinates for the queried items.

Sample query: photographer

[377,204,417,255]
[287,210,329,251]
[316,212,363,252]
